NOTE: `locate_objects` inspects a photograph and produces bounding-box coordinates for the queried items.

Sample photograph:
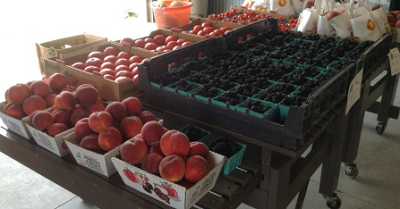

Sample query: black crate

[361,33,392,76]
[138,23,354,149]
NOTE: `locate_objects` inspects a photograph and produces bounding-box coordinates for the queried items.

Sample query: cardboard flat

[112,152,225,209]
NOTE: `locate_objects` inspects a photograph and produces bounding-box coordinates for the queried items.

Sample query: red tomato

[190,29,199,35]
[201,22,212,27]
[193,25,203,31]
[103,55,118,64]
[115,76,130,83]
[166,41,178,49]
[84,66,100,73]
[87,51,105,60]
[134,39,146,48]
[103,74,115,80]
[103,46,119,57]
[120,37,135,46]
[181,41,192,47]
[163,49,172,53]
[129,62,139,71]
[165,35,178,44]
[141,58,150,63]
[144,42,158,50]
[209,31,222,37]
[85,57,103,68]
[131,66,139,75]
[153,34,167,46]
[213,29,224,35]
[100,61,116,70]
[224,29,232,35]
[71,62,85,70]
[129,55,144,63]
[197,30,207,36]
[115,58,131,67]
[100,68,115,76]
[219,26,231,33]
[116,70,134,78]
[145,37,155,43]
[115,65,130,73]
[173,45,181,50]
[133,74,139,83]
[177,38,188,45]
[117,51,132,60]
[203,26,215,34]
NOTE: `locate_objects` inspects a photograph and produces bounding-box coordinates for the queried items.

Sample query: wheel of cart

[324,193,341,209]
[375,122,387,135]
[344,163,359,179]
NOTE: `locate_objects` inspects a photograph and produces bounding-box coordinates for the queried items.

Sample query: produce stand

[0,99,347,209]
[342,44,400,178]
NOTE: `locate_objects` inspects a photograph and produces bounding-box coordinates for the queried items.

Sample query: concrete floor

[0,1,400,208]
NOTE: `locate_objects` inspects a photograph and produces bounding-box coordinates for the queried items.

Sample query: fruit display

[119,120,213,188]
[72,96,159,153]
[388,10,400,28]
[121,34,193,54]
[70,45,147,83]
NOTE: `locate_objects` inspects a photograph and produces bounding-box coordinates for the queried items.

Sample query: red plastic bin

[152,1,193,29]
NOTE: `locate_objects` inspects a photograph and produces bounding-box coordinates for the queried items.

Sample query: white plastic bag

[269,0,295,16]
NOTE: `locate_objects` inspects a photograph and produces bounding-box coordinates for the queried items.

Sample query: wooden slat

[196,192,228,209]
[211,176,241,199]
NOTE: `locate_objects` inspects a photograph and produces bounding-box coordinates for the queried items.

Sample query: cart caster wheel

[345,163,358,179]
[324,193,341,209]
[376,122,386,135]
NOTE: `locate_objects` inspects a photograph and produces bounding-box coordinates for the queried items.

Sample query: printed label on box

[74,152,104,174]
[32,130,55,152]
[388,47,400,76]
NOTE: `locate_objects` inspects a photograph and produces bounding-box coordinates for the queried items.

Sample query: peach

[51,110,71,127]
[70,109,90,126]
[188,141,209,159]
[119,116,143,139]
[22,95,47,115]
[3,102,25,119]
[61,85,77,92]
[80,133,103,153]
[121,96,142,116]
[45,93,57,107]
[75,84,99,107]
[30,80,51,98]
[160,130,190,157]
[88,111,114,133]
[4,89,11,103]
[141,120,165,146]
[105,101,127,124]
[185,155,209,183]
[8,83,32,104]
[98,126,123,151]
[159,154,186,182]
[47,123,68,136]
[48,73,68,92]
[54,91,77,111]
[149,143,164,156]
[32,110,54,131]
[120,137,148,165]
[141,152,163,175]
[28,110,40,126]
[138,110,158,124]
[74,118,94,142]
[86,101,105,114]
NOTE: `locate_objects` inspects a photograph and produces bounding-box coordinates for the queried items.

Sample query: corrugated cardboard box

[36,34,108,76]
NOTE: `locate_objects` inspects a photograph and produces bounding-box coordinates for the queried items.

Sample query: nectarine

[121,96,142,116]
[80,133,103,153]
[8,83,31,105]
[54,91,77,111]
[32,110,54,131]
[185,155,209,183]
[74,118,95,141]
[75,84,99,107]
[22,95,47,115]
[98,126,123,151]
[159,154,186,182]
[48,73,68,92]
[30,80,51,98]
[141,120,165,145]
[88,111,114,133]
[141,152,163,175]
[120,137,148,165]
[160,130,190,157]
[3,102,25,119]
[119,116,143,139]
[105,101,127,124]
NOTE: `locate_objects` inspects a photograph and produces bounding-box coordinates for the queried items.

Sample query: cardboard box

[23,116,73,157]
[179,18,243,33]
[36,34,108,76]
[112,152,225,209]
[64,133,120,177]
[0,102,32,139]
[43,42,157,101]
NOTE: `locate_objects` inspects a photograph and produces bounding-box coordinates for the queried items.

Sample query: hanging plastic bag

[293,0,305,15]
[350,0,383,41]
[367,0,390,33]
[297,1,318,33]
[269,0,295,16]
[317,0,335,35]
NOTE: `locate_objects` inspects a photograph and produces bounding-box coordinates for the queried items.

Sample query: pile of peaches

[70,46,148,83]
[120,120,211,186]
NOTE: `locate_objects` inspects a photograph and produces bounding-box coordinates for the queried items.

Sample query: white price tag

[346,69,363,115]
[388,47,400,76]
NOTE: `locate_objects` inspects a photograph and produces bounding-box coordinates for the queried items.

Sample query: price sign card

[388,47,400,76]
[346,69,363,115]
